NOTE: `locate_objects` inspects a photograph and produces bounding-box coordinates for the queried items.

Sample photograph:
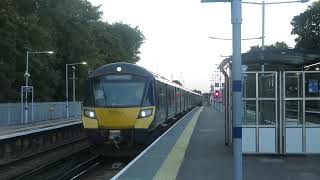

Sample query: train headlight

[84,109,96,119]
[138,108,153,118]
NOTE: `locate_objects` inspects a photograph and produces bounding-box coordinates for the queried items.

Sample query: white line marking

[111,107,200,180]
[153,107,203,180]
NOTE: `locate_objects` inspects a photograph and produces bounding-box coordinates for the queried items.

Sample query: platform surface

[112,106,320,180]
[0,118,81,140]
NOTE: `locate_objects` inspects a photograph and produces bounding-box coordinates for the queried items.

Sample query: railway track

[9,124,167,180]
[11,109,192,180]
[12,148,96,180]
[14,150,130,180]
[62,155,102,180]
[0,137,89,180]
[71,157,130,180]
[11,126,168,180]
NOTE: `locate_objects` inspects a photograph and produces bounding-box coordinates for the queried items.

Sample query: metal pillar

[221,69,230,145]
[31,88,34,123]
[261,1,265,72]
[261,1,265,51]
[25,52,29,124]
[21,87,24,124]
[219,72,222,111]
[65,64,69,118]
[21,86,34,124]
[231,0,243,180]
[72,66,76,102]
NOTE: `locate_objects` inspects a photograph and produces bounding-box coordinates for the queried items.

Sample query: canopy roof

[218,49,320,69]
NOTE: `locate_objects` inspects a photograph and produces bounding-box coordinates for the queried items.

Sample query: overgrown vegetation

[0,0,145,102]
[291,0,320,49]
[248,1,320,52]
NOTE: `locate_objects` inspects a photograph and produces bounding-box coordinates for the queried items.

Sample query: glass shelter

[219,49,320,154]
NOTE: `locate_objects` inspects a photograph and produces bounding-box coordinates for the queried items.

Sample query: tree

[172,80,182,86]
[0,0,145,102]
[109,22,145,63]
[248,41,290,53]
[291,1,320,49]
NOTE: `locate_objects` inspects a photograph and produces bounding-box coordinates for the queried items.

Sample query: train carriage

[82,62,202,154]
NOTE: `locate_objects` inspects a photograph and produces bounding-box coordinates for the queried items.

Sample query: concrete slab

[176,107,233,180]
[112,106,320,180]
[177,107,320,180]
[113,107,201,180]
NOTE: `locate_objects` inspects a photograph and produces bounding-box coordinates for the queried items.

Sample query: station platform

[112,106,320,180]
[0,118,81,140]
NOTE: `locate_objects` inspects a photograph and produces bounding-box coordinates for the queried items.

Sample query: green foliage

[291,1,320,49]
[248,42,290,53]
[0,0,145,102]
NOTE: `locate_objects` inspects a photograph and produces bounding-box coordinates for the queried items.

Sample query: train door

[177,88,181,113]
[174,88,177,115]
[169,87,176,118]
[181,90,184,111]
[167,86,175,119]
[155,81,167,123]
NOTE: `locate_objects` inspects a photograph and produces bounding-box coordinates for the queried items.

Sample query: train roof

[154,74,202,96]
[89,62,202,96]
[89,62,154,78]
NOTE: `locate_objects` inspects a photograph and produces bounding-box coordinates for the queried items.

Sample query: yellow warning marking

[153,107,203,180]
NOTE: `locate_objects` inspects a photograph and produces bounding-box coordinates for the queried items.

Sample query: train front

[82,63,156,153]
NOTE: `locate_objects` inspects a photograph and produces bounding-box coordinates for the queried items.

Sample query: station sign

[21,86,34,92]
[308,79,318,93]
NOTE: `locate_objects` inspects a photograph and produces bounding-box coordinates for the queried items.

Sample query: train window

[93,74,146,107]
[142,81,155,107]
[105,74,133,80]
[83,80,94,106]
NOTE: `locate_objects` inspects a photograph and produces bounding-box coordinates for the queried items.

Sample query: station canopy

[218,49,320,70]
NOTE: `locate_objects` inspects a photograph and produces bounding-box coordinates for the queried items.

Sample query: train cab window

[83,80,94,106]
[142,81,155,107]
[93,74,146,107]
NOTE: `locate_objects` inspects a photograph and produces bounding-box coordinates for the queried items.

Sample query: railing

[0,102,81,126]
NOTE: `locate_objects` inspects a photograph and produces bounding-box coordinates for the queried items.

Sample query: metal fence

[0,102,81,126]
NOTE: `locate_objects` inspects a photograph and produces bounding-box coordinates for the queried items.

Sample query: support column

[231,0,243,180]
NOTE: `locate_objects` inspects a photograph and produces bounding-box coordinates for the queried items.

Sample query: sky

[89,0,316,93]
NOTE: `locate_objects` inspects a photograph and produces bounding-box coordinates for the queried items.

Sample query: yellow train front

[82,62,202,155]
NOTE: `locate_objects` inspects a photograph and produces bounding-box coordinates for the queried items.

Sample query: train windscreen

[93,74,146,107]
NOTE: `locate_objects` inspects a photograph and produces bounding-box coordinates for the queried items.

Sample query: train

[81,62,203,155]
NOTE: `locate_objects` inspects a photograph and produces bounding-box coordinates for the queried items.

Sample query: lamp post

[243,0,309,71]
[65,61,87,118]
[22,51,53,124]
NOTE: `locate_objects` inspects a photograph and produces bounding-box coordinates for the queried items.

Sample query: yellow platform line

[153,107,203,180]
